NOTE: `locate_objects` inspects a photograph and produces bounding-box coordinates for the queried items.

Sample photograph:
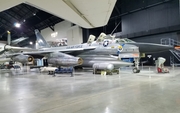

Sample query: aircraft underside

[79,57,134,69]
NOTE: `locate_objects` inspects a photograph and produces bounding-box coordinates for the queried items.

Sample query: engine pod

[12,54,34,63]
[47,57,83,66]
[28,56,34,62]
[93,63,114,70]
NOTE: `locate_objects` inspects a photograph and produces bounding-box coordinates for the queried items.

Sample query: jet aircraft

[4,30,173,73]
[5,30,139,73]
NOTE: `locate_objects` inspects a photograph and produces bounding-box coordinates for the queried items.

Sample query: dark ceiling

[0,3,63,42]
[0,0,165,45]
[0,1,122,43]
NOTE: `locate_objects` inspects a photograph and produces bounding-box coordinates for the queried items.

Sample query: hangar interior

[0,0,180,113]
[0,0,179,65]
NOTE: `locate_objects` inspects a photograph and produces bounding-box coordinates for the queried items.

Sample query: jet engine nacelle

[12,54,34,63]
[47,57,83,67]
[93,63,114,70]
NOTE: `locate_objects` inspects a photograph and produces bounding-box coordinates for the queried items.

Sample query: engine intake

[77,58,83,65]
[28,56,34,62]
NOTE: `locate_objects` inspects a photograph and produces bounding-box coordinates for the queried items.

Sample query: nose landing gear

[133,58,140,73]
[133,67,140,73]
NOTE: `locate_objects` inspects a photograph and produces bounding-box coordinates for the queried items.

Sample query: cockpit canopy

[115,38,136,43]
[92,32,136,43]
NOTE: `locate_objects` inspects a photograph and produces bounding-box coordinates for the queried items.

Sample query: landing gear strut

[133,58,140,73]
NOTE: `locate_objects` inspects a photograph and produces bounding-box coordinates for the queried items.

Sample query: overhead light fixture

[23,19,26,22]
[51,32,58,38]
[7,31,10,34]
[14,22,21,28]
[33,13,36,16]
[29,42,33,45]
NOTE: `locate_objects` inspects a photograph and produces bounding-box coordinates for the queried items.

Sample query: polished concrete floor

[0,67,180,113]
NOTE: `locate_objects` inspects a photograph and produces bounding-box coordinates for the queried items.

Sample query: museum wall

[113,0,180,66]
[41,21,71,41]
[120,0,179,35]
[41,20,82,46]
[67,25,83,45]
[131,32,178,43]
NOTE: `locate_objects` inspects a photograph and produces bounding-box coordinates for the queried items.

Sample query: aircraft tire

[133,68,140,73]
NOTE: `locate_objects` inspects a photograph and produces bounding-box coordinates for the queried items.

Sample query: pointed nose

[137,43,173,53]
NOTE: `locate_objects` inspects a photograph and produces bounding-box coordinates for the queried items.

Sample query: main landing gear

[133,58,140,73]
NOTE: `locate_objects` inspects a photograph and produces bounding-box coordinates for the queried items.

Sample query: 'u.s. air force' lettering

[66,45,83,49]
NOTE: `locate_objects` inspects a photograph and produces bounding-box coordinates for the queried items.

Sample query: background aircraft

[114,38,173,53]
[0,31,34,54]
[0,31,35,65]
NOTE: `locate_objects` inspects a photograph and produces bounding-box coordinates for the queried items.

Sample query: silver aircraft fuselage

[39,39,139,68]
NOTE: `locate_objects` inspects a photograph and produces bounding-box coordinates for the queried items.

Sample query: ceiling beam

[0,14,18,37]
[2,11,30,37]
[7,6,37,34]
[115,6,121,15]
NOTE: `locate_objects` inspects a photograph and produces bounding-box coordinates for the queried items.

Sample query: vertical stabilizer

[35,29,50,49]
[7,31,11,45]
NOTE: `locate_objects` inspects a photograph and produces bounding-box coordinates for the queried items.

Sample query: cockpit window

[115,39,126,43]
[115,38,136,43]
[123,38,135,43]
[104,35,115,40]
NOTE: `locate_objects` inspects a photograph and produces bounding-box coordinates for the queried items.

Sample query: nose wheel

[133,58,140,73]
[133,68,140,73]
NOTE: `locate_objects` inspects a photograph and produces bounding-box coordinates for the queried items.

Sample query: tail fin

[35,29,50,49]
[7,31,11,45]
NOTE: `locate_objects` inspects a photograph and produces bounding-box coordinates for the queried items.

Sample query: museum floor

[0,67,180,113]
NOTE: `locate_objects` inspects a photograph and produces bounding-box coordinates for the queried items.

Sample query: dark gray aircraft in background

[115,38,173,53]
[5,30,173,73]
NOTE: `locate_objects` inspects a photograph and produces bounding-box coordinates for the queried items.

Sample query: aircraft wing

[5,45,37,51]
[4,31,36,52]
[6,46,96,57]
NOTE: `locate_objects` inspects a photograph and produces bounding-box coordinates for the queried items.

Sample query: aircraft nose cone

[137,43,174,53]
[151,45,173,52]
